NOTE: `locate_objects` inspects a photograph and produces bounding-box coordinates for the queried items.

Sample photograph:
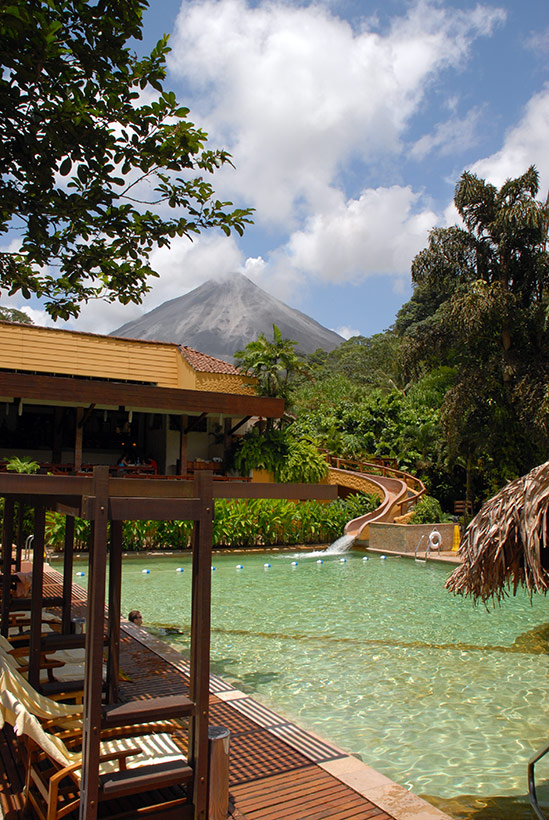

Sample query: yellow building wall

[194,370,256,395]
[0,324,182,388]
[0,323,255,395]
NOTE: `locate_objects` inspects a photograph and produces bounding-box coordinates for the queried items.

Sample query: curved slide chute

[326,458,426,544]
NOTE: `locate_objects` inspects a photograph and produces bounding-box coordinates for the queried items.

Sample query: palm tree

[234,324,304,402]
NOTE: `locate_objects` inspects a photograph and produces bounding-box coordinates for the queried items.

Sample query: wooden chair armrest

[101,695,194,729]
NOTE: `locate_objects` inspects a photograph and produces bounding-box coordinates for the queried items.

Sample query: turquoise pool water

[70,550,549,819]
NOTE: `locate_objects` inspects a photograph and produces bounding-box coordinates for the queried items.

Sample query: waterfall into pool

[323,533,355,554]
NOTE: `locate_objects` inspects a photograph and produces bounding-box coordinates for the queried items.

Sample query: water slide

[326,458,426,544]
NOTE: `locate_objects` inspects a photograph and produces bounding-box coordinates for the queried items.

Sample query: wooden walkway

[1,572,452,820]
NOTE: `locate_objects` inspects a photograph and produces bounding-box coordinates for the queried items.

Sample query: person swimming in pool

[128,610,143,625]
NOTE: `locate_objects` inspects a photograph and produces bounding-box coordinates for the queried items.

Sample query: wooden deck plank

[231,768,389,820]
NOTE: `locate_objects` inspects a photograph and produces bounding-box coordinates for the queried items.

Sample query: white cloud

[524,27,549,67]
[169,0,505,225]
[282,185,437,282]
[468,84,549,192]
[410,106,484,161]
[334,325,361,340]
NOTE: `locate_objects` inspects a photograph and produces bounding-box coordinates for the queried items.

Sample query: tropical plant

[408,496,451,525]
[398,165,549,505]
[234,324,305,404]
[45,513,90,551]
[233,427,289,478]
[0,0,252,319]
[0,306,33,324]
[6,456,40,474]
[277,438,329,484]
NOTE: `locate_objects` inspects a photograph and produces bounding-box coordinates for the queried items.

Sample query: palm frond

[446,461,549,602]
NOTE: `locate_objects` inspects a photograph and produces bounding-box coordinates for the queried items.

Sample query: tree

[234,324,305,403]
[0,0,252,319]
[398,165,549,502]
[0,306,33,324]
[317,332,404,392]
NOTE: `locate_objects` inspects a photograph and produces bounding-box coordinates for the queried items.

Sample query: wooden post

[28,506,45,689]
[74,407,84,472]
[61,516,75,635]
[1,498,14,638]
[80,466,109,820]
[15,503,24,573]
[107,519,122,704]
[223,418,232,470]
[208,726,230,820]
[189,470,213,820]
[180,415,188,475]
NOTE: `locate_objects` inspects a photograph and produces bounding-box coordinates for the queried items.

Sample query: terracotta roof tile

[179,346,243,375]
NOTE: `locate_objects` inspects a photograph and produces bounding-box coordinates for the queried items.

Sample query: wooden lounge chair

[0,663,82,730]
[0,663,190,741]
[0,690,194,820]
[0,635,87,701]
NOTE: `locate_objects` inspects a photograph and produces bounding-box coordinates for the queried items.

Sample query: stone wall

[368,522,457,553]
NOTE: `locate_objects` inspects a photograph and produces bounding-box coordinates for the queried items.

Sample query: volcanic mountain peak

[112,273,344,361]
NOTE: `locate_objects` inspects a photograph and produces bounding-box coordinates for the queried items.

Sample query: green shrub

[45,512,91,551]
[44,493,382,552]
[233,428,288,477]
[278,438,328,483]
[408,495,451,524]
[6,456,40,473]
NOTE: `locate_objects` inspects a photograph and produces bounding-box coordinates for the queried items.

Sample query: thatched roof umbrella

[446,461,549,603]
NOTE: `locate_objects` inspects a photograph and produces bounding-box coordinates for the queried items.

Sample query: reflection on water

[428,789,549,820]
[71,550,549,820]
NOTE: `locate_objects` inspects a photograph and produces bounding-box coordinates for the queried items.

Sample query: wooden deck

[0,625,394,820]
[1,570,452,820]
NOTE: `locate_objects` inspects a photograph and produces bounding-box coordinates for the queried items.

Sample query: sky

[9,0,549,341]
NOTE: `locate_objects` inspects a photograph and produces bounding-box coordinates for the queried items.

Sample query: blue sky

[13,0,549,340]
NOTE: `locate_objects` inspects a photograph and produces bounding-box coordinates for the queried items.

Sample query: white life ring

[429,530,441,549]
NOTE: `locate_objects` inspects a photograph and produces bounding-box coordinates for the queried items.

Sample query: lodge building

[0,321,283,476]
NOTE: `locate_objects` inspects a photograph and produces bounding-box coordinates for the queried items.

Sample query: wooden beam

[0,370,285,418]
[15,503,24,573]
[61,517,75,635]
[107,520,122,704]
[229,416,251,435]
[81,496,202,522]
[28,506,45,689]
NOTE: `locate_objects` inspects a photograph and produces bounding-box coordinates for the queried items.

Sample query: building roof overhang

[0,371,284,418]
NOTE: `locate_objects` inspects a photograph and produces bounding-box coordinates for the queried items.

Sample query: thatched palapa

[446,462,549,603]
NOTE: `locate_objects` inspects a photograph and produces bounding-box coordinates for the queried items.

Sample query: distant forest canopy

[287,166,549,513]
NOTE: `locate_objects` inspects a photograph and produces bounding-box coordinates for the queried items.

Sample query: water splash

[292,533,356,559]
[324,533,355,554]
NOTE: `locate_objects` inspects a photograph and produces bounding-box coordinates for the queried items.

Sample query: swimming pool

[71,550,549,819]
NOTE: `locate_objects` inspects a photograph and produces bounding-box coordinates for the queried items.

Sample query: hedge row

[45,493,379,551]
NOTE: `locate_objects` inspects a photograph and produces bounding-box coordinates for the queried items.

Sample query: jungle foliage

[44,494,378,551]
[288,166,549,513]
